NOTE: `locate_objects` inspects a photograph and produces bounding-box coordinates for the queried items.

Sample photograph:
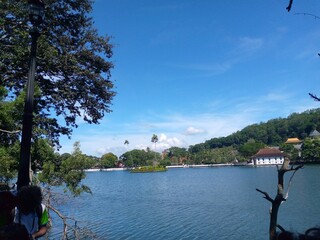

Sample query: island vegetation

[130,165,167,173]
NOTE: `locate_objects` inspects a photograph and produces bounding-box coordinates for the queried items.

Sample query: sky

[59,0,320,157]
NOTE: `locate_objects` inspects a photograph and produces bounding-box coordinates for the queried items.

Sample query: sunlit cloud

[59,89,320,157]
[184,126,206,135]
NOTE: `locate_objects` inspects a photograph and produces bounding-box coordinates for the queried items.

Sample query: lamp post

[17,0,45,190]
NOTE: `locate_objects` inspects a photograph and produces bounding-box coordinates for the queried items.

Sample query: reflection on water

[48,165,320,240]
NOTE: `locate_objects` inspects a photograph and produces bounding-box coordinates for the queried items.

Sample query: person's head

[0,191,17,212]
[0,223,29,240]
[17,185,42,215]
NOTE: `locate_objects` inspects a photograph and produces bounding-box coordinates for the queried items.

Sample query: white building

[251,147,285,165]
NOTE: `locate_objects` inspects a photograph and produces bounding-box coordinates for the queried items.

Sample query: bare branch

[256,188,274,203]
[0,129,20,134]
[295,13,320,20]
[47,205,68,239]
[286,0,293,12]
[277,224,286,232]
[285,164,303,199]
[309,93,320,102]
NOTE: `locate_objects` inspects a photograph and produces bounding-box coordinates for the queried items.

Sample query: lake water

[48,165,320,239]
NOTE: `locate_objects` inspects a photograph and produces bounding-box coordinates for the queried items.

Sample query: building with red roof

[250,147,285,165]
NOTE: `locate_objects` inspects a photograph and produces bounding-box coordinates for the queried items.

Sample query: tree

[0,86,21,147]
[238,139,265,158]
[100,152,117,168]
[256,158,303,240]
[301,138,320,162]
[38,141,93,196]
[151,134,159,165]
[0,147,18,183]
[0,0,115,147]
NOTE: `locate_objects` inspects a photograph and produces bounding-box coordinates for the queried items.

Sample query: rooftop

[253,147,285,158]
[285,138,302,144]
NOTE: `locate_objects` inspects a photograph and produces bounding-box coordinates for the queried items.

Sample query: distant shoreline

[83,162,313,172]
[84,164,236,172]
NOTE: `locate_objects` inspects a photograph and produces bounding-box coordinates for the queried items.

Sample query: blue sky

[59,0,320,157]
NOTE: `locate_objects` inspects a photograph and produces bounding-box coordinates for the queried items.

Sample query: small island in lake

[130,166,167,173]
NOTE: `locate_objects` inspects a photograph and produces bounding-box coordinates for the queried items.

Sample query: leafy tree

[31,138,56,171]
[38,141,93,196]
[100,152,117,168]
[120,149,159,167]
[151,134,158,165]
[279,143,300,161]
[238,139,265,158]
[0,86,21,147]
[0,0,115,147]
[151,134,158,150]
[0,147,18,183]
[301,138,320,162]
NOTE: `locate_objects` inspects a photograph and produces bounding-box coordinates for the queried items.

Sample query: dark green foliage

[130,166,167,173]
[120,149,160,167]
[238,139,266,158]
[301,138,320,162]
[0,147,18,183]
[100,152,118,168]
[0,0,115,147]
[38,142,94,196]
[189,108,320,154]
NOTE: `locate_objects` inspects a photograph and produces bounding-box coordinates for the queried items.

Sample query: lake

[48,165,320,239]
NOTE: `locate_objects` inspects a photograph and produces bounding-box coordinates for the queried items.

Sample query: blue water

[48,165,320,239]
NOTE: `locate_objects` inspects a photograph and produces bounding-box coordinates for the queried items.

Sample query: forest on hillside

[183,108,320,164]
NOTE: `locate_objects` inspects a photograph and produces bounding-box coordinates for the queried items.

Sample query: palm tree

[151,134,158,166]
[124,140,130,167]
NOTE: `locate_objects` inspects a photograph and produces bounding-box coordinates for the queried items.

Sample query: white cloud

[58,90,320,158]
[184,126,206,135]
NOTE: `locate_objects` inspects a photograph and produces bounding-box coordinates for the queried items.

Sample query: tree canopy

[0,0,115,147]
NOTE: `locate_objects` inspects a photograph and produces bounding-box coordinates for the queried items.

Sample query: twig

[256,188,274,203]
[294,13,320,20]
[309,93,320,102]
[286,0,293,12]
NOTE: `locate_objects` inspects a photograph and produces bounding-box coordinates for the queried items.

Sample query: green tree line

[3,108,320,187]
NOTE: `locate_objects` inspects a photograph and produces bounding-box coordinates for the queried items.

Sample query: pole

[17,28,40,190]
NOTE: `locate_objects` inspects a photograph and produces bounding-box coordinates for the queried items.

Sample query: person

[13,186,48,239]
[0,191,17,227]
[0,223,30,240]
[277,227,320,240]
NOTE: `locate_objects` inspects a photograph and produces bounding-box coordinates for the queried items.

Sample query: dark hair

[0,223,29,240]
[277,227,320,240]
[17,185,42,213]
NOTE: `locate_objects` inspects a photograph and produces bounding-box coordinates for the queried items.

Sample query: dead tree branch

[41,187,97,240]
[309,93,320,102]
[286,0,293,12]
[256,188,274,203]
[256,158,303,240]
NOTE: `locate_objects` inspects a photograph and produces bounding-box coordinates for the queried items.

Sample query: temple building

[250,147,285,165]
